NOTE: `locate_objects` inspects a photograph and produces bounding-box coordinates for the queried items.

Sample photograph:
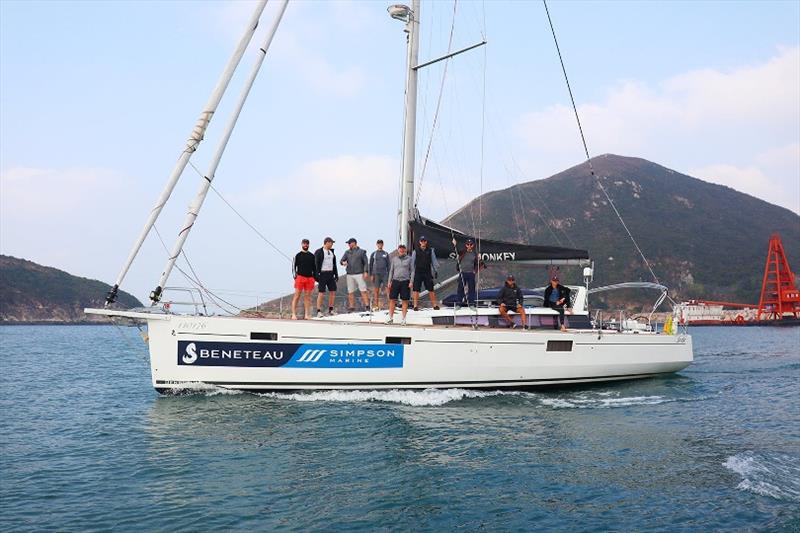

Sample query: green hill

[0,255,142,323]
[444,154,799,306]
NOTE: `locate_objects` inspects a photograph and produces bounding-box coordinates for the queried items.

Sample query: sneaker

[469,304,477,311]
[316,310,323,318]
[512,323,519,329]
[413,306,419,312]
[433,306,440,310]
[385,317,394,325]
[347,307,355,314]
[372,306,379,312]
[328,307,336,316]
[401,318,407,326]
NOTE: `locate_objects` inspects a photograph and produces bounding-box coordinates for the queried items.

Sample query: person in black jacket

[543,274,571,331]
[314,237,339,317]
[496,274,527,329]
[291,238,317,320]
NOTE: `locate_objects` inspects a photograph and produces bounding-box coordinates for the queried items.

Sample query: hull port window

[251,332,278,341]
[547,340,573,352]
[386,337,411,345]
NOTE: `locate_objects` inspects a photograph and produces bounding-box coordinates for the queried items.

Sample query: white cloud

[514,47,800,213]
[692,142,800,212]
[238,154,398,205]
[0,166,127,215]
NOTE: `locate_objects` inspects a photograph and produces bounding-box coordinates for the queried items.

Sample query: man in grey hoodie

[340,237,370,312]
[386,244,413,325]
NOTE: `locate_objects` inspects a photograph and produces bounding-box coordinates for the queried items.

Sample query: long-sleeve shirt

[496,284,524,308]
[369,249,390,276]
[340,247,369,275]
[388,255,413,282]
[292,251,317,278]
[410,247,439,275]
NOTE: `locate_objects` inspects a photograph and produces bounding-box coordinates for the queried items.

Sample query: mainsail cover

[409,217,589,264]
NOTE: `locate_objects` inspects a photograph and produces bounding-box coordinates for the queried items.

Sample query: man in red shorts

[291,238,317,320]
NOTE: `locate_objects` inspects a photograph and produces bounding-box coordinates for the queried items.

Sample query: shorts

[389,279,411,301]
[373,272,388,289]
[294,275,315,291]
[346,274,368,293]
[317,271,337,293]
[412,272,434,292]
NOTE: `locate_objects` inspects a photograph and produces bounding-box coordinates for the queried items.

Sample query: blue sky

[2,0,798,307]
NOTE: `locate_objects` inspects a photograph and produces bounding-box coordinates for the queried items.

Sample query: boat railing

[160,287,208,316]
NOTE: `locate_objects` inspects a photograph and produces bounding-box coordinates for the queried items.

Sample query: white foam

[257,388,529,406]
[173,382,244,396]
[540,394,670,409]
[724,452,800,502]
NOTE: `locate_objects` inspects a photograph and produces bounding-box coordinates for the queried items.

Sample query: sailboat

[86,0,692,393]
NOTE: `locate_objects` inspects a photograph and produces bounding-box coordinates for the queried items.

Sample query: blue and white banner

[283,344,403,368]
[177,341,404,368]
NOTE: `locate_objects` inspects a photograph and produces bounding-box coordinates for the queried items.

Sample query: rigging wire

[187,160,291,261]
[415,0,459,208]
[152,225,242,315]
[542,0,666,293]
[476,0,487,298]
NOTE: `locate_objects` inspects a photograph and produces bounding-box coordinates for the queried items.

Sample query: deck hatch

[386,336,411,345]
[547,340,573,352]
[250,332,278,341]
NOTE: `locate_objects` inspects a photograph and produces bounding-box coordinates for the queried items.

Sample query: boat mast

[151,0,289,303]
[105,0,268,306]
[390,1,420,247]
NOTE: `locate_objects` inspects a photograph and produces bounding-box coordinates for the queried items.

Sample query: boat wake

[724,451,800,502]
[175,386,708,409]
[256,388,520,406]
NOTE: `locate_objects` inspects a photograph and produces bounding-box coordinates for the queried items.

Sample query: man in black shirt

[291,238,317,320]
[496,274,527,329]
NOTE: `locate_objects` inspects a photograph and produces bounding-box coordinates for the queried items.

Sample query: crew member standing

[291,238,316,320]
[369,239,390,311]
[455,238,483,308]
[314,237,338,317]
[386,244,413,325]
[411,236,440,311]
[340,237,370,312]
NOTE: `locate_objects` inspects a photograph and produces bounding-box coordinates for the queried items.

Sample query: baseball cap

[507,274,515,280]
[551,275,559,281]
[465,238,475,245]
[346,237,357,244]
[324,237,335,243]
[419,235,427,241]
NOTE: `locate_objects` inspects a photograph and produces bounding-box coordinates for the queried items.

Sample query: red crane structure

[757,233,800,320]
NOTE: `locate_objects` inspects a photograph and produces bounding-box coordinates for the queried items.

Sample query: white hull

[88,309,692,393]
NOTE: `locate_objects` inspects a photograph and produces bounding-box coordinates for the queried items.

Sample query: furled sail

[409,216,589,264]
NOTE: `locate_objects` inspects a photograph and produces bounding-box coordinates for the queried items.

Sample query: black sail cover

[409,217,589,264]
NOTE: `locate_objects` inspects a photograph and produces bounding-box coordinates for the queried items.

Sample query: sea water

[1,325,798,531]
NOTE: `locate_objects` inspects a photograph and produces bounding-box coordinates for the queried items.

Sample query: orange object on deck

[757,233,800,320]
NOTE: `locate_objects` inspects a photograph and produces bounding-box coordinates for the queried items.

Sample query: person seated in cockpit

[496,274,527,329]
[544,274,571,331]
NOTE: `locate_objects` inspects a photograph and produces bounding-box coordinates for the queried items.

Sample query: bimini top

[409,216,589,264]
